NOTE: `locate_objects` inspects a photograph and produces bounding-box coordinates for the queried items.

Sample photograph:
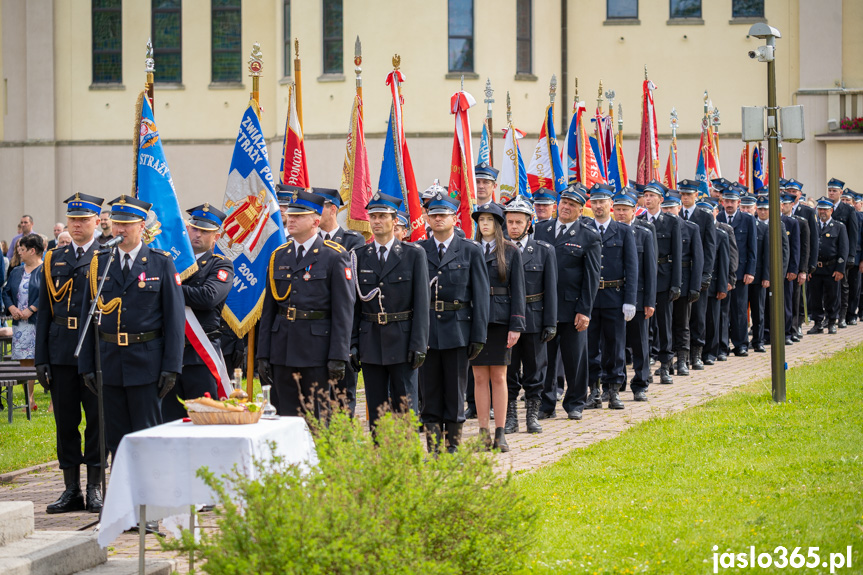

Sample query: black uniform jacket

[258,236,355,367]
[420,234,490,349]
[78,244,185,386]
[352,240,430,365]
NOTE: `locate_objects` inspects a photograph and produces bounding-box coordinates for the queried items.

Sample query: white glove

[622,304,636,322]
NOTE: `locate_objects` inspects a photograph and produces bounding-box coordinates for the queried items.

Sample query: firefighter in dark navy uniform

[161,204,234,421]
[351,192,429,430]
[583,183,638,411]
[533,184,601,420]
[419,192,489,453]
[77,195,185,456]
[257,190,355,418]
[808,197,849,334]
[702,199,731,365]
[613,190,656,402]
[502,195,557,435]
[637,180,682,384]
[35,193,105,514]
[825,179,860,328]
[313,187,364,413]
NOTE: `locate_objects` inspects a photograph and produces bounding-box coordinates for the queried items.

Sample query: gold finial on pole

[393,54,401,70]
[294,39,303,131]
[145,39,154,109]
[248,42,263,117]
[597,80,604,110]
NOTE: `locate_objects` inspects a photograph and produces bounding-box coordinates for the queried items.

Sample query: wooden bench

[1,364,38,423]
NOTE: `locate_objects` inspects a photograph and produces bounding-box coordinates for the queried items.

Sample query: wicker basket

[188,409,262,425]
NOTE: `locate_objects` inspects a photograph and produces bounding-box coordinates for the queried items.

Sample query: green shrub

[163,411,537,574]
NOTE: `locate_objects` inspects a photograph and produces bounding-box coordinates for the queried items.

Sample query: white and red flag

[636,79,661,184]
[448,89,477,232]
[278,83,310,189]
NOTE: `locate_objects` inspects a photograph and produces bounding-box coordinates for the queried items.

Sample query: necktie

[122,254,131,280]
[379,245,387,266]
[728,215,733,226]
[325,233,331,241]
[76,247,84,260]
[297,245,305,264]
[438,243,445,261]
[557,224,567,239]
[485,243,491,256]
[517,241,523,252]
[683,210,690,221]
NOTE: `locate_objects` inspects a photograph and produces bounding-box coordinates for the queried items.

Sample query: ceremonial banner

[752,144,765,191]
[215,102,286,336]
[695,146,710,197]
[449,89,478,232]
[663,137,678,189]
[134,92,197,280]
[339,94,373,234]
[478,121,491,166]
[738,145,749,188]
[378,70,424,241]
[527,104,567,194]
[636,79,661,184]
[278,83,310,188]
[608,131,629,192]
[563,101,605,188]
[500,125,529,201]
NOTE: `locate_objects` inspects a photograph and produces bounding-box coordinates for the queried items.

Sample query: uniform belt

[598,279,624,289]
[817,258,837,268]
[361,311,413,325]
[431,300,464,312]
[525,292,544,303]
[280,306,330,321]
[681,261,691,268]
[99,329,163,346]
[490,287,510,296]
[657,256,672,264]
[53,315,78,330]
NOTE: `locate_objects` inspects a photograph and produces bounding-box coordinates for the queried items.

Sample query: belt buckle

[377,312,388,325]
[67,317,78,330]
[434,301,445,312]
[286,307,297,321]
[117,332,129,346]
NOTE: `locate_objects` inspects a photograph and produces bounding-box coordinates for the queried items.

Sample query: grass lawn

[516,343,863,574]
[1,385,58,474]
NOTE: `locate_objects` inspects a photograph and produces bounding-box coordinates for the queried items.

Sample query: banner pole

[145,39,155,110]
[246,43,264,399]
[294,39,303,132]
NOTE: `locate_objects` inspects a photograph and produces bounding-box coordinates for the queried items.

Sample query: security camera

[748,46,774,62]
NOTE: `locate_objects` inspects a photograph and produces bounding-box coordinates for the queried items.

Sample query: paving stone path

[3,323,861,570]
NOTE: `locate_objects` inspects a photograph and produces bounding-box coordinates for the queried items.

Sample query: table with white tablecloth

[97,417,317,548]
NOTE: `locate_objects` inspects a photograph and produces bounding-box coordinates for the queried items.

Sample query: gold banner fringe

[131,90,145,196]
[221,290,266,339]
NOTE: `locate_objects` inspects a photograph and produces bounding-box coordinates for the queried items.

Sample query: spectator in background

[7,216,34,259]
[56,231,72,248]
[96,210,113,244]
[2,233,44,410]
[47,223,66,250]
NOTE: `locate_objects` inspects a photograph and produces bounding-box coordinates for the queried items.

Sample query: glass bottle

[230,368,249,403]
[261,385,278,419]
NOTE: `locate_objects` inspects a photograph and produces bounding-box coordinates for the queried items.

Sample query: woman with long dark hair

[470,203,526,451]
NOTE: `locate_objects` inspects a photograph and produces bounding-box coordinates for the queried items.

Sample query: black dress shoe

[703,355,715,366]
[464,406,477,419]
[86,484,103,514]
[785,336,794,345]
[838,319,847,329]
[733,348,749,357]
[848,317,858,326]
[675,359,689,376]
[791,334,802,342]
[828,324,838,334]
[633,391,648,401]
[567,410,583,420]
[717,353,728,361]
[807,325,824,335]
[752,344,766,353]
[47,468,85,514]
[537,410,557,420]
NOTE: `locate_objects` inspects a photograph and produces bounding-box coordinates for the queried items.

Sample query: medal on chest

[303,265,312,281]
[138,272,146,288]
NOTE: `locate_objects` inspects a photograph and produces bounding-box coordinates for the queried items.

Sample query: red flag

[339,95,372,235]
[663,138,678,188]
[636,79,661,184]
[279,83,310,188]
[449,90,477,233]
[738,145,748,187]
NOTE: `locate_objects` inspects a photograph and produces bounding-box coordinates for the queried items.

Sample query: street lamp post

[749,23,785,403]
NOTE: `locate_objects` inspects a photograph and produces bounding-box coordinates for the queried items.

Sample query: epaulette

[212,253,225,260]
[324,239,346,252]
[467,239,482,247]
[151,248,172,258]
[583,225,600,235]
[344,229,361,237]
[535,240,552,249]
[273,239,293,254]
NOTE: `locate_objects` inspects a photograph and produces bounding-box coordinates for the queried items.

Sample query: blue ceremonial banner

[752,145,765,191]
[607,137,624,192]
[478,121,490,166]
[696,148,710,197]
[135,94,197,279]
[214,102,287,336]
